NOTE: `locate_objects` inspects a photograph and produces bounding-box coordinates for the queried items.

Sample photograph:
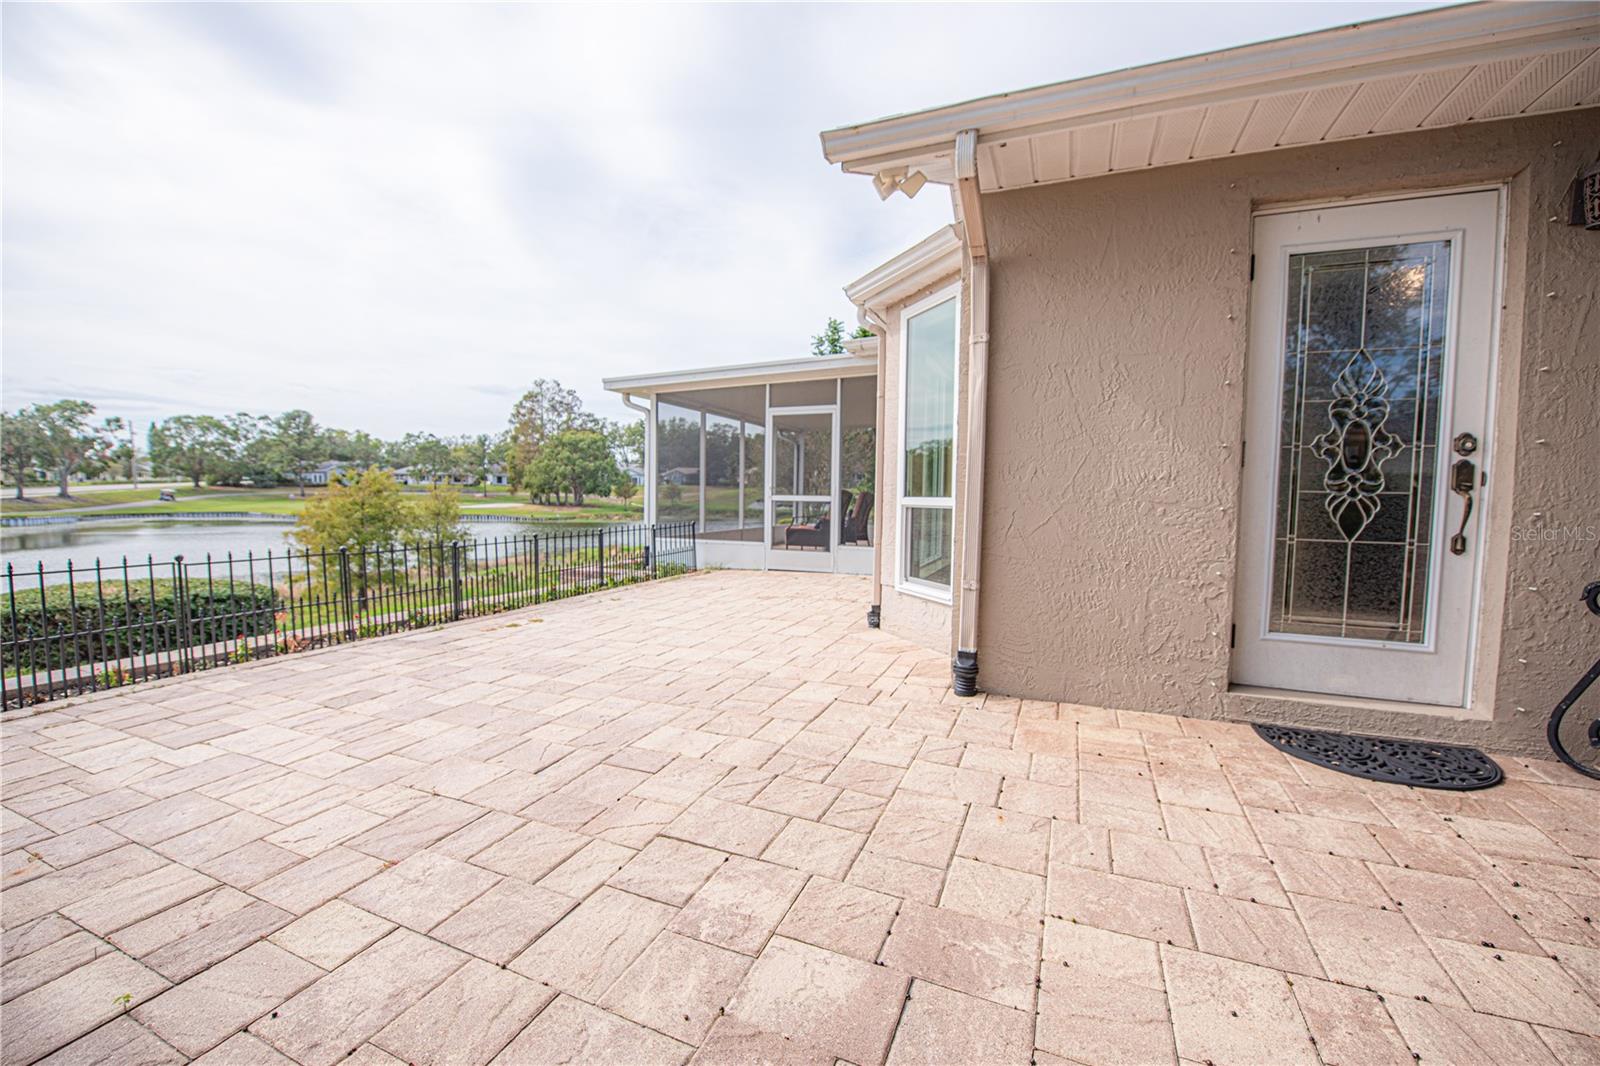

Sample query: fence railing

[1,520,696,710]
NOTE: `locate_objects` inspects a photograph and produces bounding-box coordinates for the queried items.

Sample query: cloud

[2,2,1451,438]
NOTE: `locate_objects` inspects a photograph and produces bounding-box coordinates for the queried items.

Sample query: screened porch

[604,352,878,575]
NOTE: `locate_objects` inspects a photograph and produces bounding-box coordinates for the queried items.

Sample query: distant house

[393,464,510,487]
[301,461,354,487]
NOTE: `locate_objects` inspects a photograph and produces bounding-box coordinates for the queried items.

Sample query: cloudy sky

[3,2,1450,438]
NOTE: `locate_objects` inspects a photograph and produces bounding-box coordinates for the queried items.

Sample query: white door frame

[765,403,840,573]
[1233,188,1503,708]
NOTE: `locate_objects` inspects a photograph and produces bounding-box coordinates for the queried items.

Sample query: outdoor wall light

[1568,155,1600,230]
[874,167,928,200]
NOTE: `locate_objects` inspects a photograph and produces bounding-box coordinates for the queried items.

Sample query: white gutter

[952,129,989,697]
[860,309,889,629]
[620,393,651,524]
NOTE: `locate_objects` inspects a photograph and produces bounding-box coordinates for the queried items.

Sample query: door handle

[1449,456,1477,556]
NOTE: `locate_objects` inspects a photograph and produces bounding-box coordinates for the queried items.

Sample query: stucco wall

[875,270,965,655]
[974,109,1600,755]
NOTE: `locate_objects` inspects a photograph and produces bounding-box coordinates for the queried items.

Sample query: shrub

[2,579,279,675]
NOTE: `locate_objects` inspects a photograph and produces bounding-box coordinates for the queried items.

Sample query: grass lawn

[0,486,261,515]
[3,484,644,522]
[141,490,311,515]
[456,498,644,520]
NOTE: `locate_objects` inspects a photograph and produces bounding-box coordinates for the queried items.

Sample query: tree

[292,467,409,552]
[399,433,451,484]
[451,433,500,496]
[1,408,43,499]
[812,317,875,355]
[811,317,848,357]
[407,482,464,548]
[608,419,645,476]
[32,401,118,497]
[291,468,412,607]
[506,379,597,496]
[325,428,385,468]
[268,410,324,496]
[523,429,618,507]
[211,414,278,486]
[148,415,233,488]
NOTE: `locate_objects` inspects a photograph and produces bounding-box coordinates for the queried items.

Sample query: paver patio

[2,569,1597,1065]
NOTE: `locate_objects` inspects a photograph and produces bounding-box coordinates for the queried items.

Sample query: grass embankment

[3,486,643,522]
[0,486,254,514]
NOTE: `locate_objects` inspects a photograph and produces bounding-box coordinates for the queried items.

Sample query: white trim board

[604,354,876,397]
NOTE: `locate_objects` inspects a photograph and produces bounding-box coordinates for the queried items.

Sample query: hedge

[2,579,280,675]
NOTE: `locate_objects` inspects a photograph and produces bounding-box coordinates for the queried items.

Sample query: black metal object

[952,650,978,697]
[1252,723,1502,790]
[1546,581,1600,781]
[866,605,880,629]
[1,520,697,711]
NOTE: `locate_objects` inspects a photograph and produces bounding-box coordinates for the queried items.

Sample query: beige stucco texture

[970,109,1600,755]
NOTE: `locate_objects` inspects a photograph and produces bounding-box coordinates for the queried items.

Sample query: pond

[1,517,615,586]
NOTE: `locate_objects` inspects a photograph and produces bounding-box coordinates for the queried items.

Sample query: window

[899,289,958,598]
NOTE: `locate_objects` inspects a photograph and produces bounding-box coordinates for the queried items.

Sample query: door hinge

[1239,440,1246,468]
[1248,254,1255,282]
[1230,623,1236,648]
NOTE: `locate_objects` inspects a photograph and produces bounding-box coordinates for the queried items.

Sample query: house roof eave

[819,2,1598,193]
[844,225,963,317]
[602,353,878,397]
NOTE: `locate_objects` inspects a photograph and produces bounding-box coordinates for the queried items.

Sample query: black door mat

[1252,723,1503,791]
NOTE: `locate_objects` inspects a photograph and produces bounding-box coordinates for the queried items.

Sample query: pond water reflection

[1,518,607,583]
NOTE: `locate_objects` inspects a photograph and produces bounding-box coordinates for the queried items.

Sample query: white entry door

[765,406,839,573]
[1234,190,1500,707]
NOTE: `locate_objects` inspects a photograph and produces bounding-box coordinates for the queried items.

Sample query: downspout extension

[952,129,990,698]
[861,307,890,628]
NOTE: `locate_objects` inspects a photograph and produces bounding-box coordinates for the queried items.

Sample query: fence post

[692,520,698,570]
[450,541,464,620]
[339,548,356,641]
[173,555,192,674]
[649,525,657,579]
[532,535,541,604]
[2,563,13,709]
[598,527,605,586]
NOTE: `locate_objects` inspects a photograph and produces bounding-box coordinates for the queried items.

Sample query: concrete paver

[3,571,1597,1066]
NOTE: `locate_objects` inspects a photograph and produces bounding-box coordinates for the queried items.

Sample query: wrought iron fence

[1,520,696,710]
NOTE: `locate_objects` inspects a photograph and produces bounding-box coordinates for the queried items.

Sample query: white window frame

[895,283,960,604]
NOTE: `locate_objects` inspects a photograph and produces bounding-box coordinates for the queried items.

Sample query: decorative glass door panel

[1270,241,1450,644]
[1235,192,1499,708]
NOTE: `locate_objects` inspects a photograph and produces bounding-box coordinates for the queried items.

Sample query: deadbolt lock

[1453,432,1478,457]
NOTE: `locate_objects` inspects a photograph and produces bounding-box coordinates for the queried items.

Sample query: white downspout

[952,129,990,697]
[860,306,890,628]
[621,393,653,525]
